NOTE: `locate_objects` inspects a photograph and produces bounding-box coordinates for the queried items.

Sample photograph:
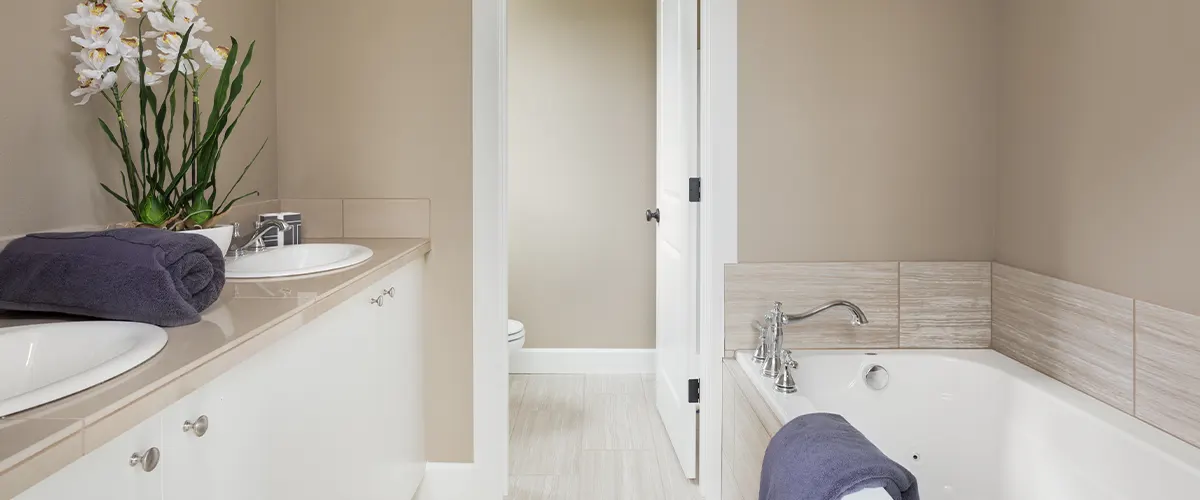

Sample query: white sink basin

[0,322,168,417]
[225,243,374,279]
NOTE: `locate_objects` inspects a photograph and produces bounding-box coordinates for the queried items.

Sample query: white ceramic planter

[183,224,235,256]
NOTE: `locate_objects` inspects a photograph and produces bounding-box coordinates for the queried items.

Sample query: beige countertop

[0,238,431,498]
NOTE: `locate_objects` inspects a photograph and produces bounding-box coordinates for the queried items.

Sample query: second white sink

[226,244,374,279]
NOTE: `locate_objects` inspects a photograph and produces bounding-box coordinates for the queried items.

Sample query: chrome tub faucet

[758,300,869,393]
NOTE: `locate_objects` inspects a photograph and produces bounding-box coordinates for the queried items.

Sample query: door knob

[129,448,161,472]
[182,415,210,437]
[646,208,661,223]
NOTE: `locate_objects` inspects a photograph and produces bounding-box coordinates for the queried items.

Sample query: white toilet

[508,319,526,353]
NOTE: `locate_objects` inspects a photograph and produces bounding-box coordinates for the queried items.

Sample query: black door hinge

[688,378,700,403]
[689,177,701,202]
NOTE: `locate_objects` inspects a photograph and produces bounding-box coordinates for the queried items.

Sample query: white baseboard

[414,462,484,500]
[509,348,655,374]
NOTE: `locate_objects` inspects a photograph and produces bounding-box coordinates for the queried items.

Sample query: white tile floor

[507,374,704,500]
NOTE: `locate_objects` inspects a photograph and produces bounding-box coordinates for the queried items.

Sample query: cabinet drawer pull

[383,287,396,298]
[183,415,210,437]
[370,295,385,307]
[129,448,160,472]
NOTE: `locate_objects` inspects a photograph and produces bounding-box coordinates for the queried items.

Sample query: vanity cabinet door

[371,261,426,496]
[161,352,271,500]
[15,415,164,500]
[257,283,383,499]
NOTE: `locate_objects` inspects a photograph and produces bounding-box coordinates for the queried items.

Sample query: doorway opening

[503,0,700,497]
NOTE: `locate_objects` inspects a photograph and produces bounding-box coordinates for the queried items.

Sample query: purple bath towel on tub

[0,228,225,327]
[760,413,918,500]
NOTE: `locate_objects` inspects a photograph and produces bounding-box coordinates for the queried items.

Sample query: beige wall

[0,0,278,237]
[738,0,999,263]
[996,0,1200,317]
[276,0,474,462]
[508,0,656,349]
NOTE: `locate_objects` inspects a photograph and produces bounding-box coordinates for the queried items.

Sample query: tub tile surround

[725,262,901,349]
[280,198,432,239]
[725,262,992,351]
[990,263,1200,451]
[991,263,1136,413]
[1135,302,1200,449]
[721,359,782,500]
[899,262,992,348]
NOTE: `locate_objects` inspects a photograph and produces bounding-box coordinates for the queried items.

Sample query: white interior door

[653,0,700,480]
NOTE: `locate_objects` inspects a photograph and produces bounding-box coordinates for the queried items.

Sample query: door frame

[470,0,737,498]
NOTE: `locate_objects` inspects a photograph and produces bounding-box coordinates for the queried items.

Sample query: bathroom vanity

[0,239,430,500]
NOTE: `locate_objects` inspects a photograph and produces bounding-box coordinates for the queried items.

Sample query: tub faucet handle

[775,349,797,394]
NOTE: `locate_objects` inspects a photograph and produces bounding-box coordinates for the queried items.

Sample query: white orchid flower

[145,1,211,39]
[116,36,153,63]
[71,69,118,105]
[69,11,125,52]
[124,63,164,86]
[157,41,200,76]
[199,41,228,70]
[75,47,121,73]
[110,0,148,18]
[154,31,203,74]
[64,2,110,30]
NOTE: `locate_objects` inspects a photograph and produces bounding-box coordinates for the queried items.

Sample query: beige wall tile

[992,264,1135,413]
[342,199,431,238]
[1135,301,1200,448]
[731,380,770,500]
[280,199,344,238]
[725,262,900,350]
[722,455,744,500]
[899,262,992,348]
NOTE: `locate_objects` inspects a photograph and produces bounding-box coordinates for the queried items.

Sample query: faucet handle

[231,222,240,239]
[781,349,797,368]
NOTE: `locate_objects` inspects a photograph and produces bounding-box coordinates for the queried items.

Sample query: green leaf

[203,38,239,143]
[100,183,133,212]
[216,191,260,216]
[218,138,268,211]
[98,117,140,204]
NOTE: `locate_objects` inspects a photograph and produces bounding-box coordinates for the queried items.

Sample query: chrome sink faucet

[759,300,870,392]
[229,219,291,257]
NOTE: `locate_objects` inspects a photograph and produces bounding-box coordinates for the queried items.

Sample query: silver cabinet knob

[383,287,396,298]
[370,296,385,307]
[182,415,209,437]
[129,447,160,472]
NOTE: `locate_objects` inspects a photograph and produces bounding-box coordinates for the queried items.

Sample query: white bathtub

[735,349,1200,500]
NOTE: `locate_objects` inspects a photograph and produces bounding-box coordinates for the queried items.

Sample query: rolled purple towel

[760,413,918,500]
[0,228,225,327]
